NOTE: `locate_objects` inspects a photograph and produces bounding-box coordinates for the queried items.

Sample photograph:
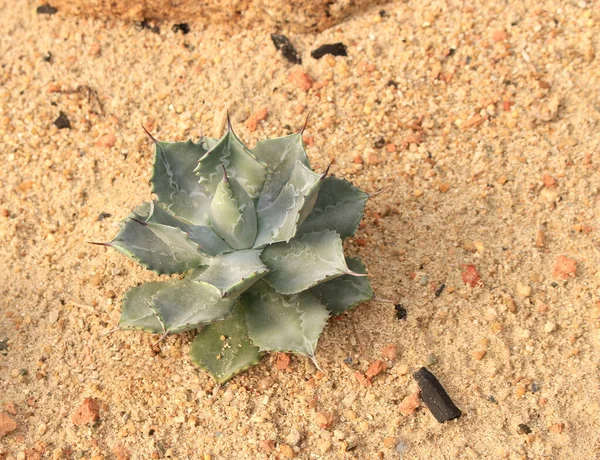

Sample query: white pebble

[544,322,557,333]
[286,428,301,446]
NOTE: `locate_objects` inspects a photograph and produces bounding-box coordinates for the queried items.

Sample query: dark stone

[97,212,112,221]
[42,52,52,63]
[172,23,190,34]
[271,34,302,65]
[36,4,58,15]
[395,304,407,320]
[311,42,348,59]
[373,136,385,149]
[517,424,532,434]
[53,111,71,129]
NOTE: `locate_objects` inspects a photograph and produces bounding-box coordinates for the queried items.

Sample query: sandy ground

[1,0,600,458]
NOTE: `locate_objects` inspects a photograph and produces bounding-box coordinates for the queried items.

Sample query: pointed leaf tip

[226,111,233,132]
[368,185,392,198]
[141,124,158,144]
[300,112,311,134]
[87,241,112,247]
[221,164,229,183]
[321,162,332,180]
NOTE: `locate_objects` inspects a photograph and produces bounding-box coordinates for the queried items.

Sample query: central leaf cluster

[104,124,373,383]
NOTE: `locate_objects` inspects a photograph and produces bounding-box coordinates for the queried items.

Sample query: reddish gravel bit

[399,393,421,416]
[552,255,577,280]
[112,444,130,460]
[549,422,565,434]
[381,344,397,360]
[71,398,101,425]
[461,264,483,287]
[88,43,101,57]
[463,114,488,130]
[354,371,371,387]
[288,70,313,91]
[366,360,387,379]
[315,411,334,429]
[0,413,18,438]
[276,352,291,371]
[245,107,268,132]
[4,402,16,416]
[95,133,116,149]
[492,30,508,42]
[542,174,557,188]
[260,440,276,453]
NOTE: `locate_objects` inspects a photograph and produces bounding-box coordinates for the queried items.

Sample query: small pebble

[317,438,332,454]
[399,393,420,416]
[516,282,532,298]
[333,430,345,440]
[222,389,234,404]
[383,437,397,448]
[540,187,559,201]
[288,70,313,91]
[544,322,557,333]
[279,444,294,458]
[552,255,577,280]
[0,413,18,438]
[286,428,301,446]
[315,412,334,429]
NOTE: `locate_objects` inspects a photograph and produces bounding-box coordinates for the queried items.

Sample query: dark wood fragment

[311,43,348,59]
[271,34,302,64]
[37,4,58,15]
[434,283,446,297]
[413,367,461,423]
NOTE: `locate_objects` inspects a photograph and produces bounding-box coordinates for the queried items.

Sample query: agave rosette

[100,121,373,383]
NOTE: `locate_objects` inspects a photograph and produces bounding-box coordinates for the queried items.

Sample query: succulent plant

[95,119,374,384]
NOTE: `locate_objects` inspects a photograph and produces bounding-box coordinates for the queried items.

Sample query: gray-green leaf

[190,303,263,384]
[119,282,166,334]
[252,132,310,211]
[137,201,231,256]
[151,138,216,226]
[194,249,268,298]
[254,160,322,248]
[194,129,268,199]
[242,282,329,358]
[310,257,373,315]
[260,230,353,294]
[111,204,210,275]
[297,176,368,239]
[210,172,258,250]
[151,278,235,333]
